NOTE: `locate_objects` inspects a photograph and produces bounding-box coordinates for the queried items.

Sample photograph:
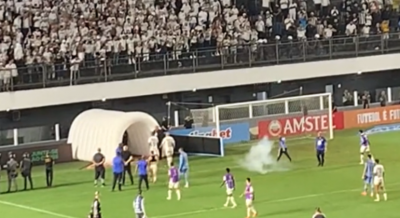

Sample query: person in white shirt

[345,21,357,36]
[160,132,175,167]
[288,0,297,21]
[373,159,387,202]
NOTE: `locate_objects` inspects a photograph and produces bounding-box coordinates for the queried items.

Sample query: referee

[136,156,149,190]
[312,207,326,218]
[121,145,134,185]
[276,137,292,162]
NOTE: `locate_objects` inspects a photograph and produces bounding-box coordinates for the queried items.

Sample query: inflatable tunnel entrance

[68,109,159,163]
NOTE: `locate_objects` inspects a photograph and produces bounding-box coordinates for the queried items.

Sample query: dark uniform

[6,157,19,192]
[93,152,106,186]
[20,153,33,190]
[44,155,54,187]
[121,149,134,185]
[89,196,101,218]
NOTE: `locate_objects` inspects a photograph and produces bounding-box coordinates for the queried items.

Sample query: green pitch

[0,129,399,218]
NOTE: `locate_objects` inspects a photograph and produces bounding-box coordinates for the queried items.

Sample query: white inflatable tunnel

[68,109,159,163]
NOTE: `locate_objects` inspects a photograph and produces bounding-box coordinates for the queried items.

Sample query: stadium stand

[0,0,400,91]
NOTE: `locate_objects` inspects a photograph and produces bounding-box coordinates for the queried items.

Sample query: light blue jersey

[179,151,189,186]
[364,159,374,185]
[179,152,189,173]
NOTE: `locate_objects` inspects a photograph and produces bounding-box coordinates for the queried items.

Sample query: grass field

[0,129,399,218]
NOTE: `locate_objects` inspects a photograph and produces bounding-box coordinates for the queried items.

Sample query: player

[373,159,387,202]
[133,190,147,218]
[240,178,257,218]
[148,130,159,156]
[315,132,327,167]
[148,151,159,183]
[359,130,370,164]
[276,136,292,162]
[178,148,189,188]
[361,154,374,197]
[161,132,175,167]
[167,163,181,200]
[220,168,237,208]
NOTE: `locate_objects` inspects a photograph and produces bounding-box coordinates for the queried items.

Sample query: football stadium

[1,0,400,216]
[0,91,399,218]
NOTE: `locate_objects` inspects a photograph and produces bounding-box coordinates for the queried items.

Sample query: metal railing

[1,33,400,92]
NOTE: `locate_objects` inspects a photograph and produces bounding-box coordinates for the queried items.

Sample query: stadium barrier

[257,104,400,138]
[0,140,73,167]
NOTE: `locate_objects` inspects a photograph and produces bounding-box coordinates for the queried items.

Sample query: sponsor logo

[169,122,250,144]
[268,120,282,137]
[258,112,344,138]
[189,128,232,139]
[364,124,400,135]
[343,105,400,128]
[0,142,73,167]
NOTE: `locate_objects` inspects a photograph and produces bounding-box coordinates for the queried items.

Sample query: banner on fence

[169,122,250,144]
[257,112,344,138]
[342,105,400,128]
[0,141,73,167]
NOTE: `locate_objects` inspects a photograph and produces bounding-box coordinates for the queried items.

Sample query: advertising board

[169,122,250,144]
[342,105,400,128]
[257,112,344,138]
[0,141,73,167]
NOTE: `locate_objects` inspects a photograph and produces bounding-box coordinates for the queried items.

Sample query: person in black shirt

[44,152,54,187]
[93,148,106,187]
[20,152,33,190]
[160,117,169,132]
[121,145,134,185]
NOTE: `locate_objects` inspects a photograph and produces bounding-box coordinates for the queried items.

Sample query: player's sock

[94,180,97,186]
[230,197,237,207]
[176,189,181,200]
[375,194,380,201]
[184,173,189,187]
[246,208,251,217]
[360,154,364,164]
[167,190,172,200]
[224,197,230,206]
[153,176,157,183]
[101,179,105,186]
[251,207,257,216]
[383,193,387,201]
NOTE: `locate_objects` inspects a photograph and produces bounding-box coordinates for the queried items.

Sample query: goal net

[189,92,334,140]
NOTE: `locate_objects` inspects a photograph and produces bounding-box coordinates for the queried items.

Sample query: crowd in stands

[0,0,399,90]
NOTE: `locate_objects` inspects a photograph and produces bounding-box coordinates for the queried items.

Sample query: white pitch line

[152,182,400,218]
[0,200,79,218]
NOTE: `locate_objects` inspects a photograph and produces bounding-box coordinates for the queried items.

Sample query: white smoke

[238,137,291,174]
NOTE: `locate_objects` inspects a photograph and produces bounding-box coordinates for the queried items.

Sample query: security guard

[6,153,18,192]
[44,152,54,187]
[20,152,33,190]
[121,145,134,185]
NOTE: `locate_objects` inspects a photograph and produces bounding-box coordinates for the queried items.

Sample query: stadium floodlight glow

[190,92,334,141]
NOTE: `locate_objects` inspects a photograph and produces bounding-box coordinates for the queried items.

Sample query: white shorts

[226,188,234,195]
[374,177,384,186]
[150,147,159,155]
[168,180,179,189]
[360,146,370,153]
[245,199,253,207]
[149,163,158,172]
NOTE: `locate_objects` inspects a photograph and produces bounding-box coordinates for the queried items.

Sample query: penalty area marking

[152,182,400,218]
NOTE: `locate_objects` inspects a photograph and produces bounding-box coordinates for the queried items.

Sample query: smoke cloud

[238,137,291,174]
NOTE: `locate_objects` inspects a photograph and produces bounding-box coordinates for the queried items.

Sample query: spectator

[342,89,353,106]
[379,90,387,107]
[361,91,371,109]
[0,0,397,92]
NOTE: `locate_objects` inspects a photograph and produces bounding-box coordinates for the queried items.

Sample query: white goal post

[190,92,334,140]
